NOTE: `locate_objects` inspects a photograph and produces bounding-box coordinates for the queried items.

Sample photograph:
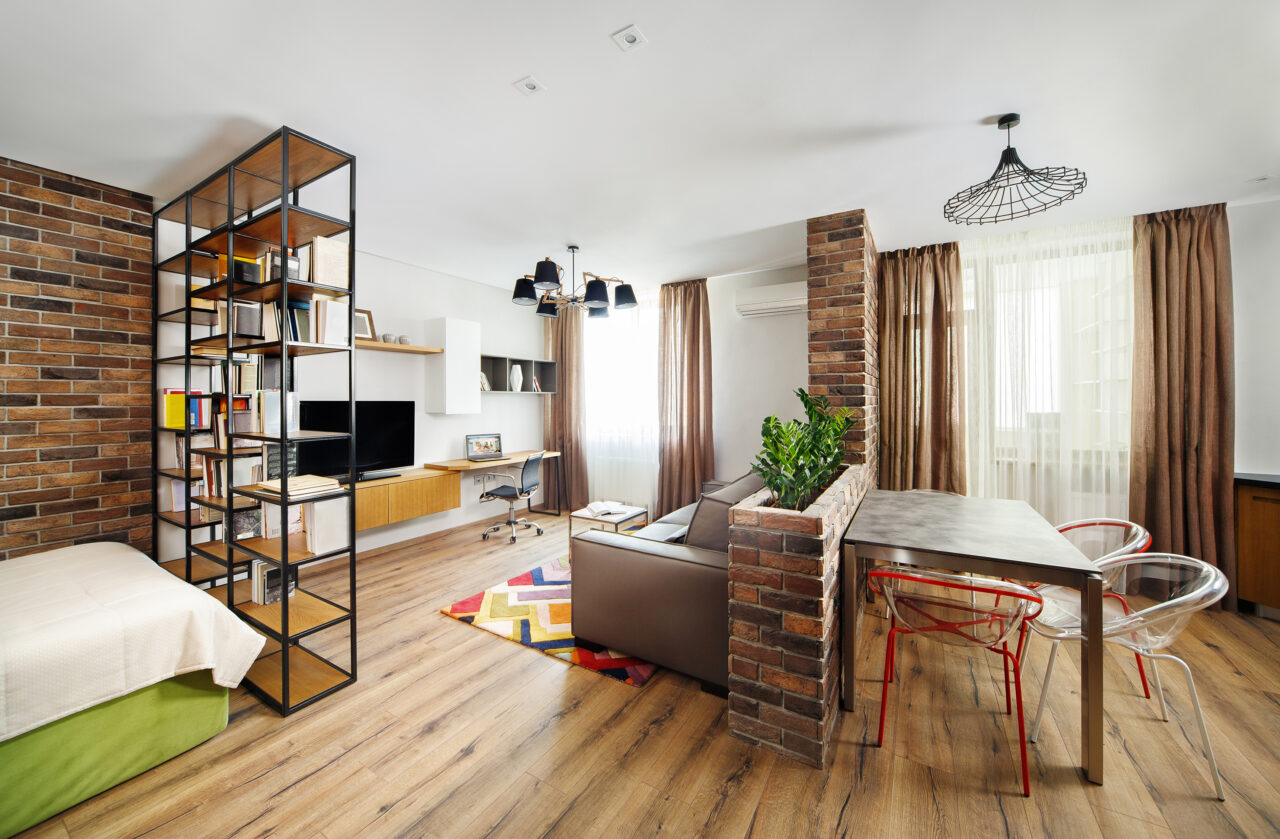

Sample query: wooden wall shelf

[354,338,443,355]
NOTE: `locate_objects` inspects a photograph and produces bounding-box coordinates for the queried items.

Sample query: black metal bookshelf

[150,127,357,714]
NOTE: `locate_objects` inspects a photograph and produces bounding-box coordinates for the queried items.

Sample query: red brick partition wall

[725,208,880,767]
[0,157,153,561]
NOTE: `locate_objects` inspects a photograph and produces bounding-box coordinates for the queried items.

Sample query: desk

[422,450,563,515]
[842,490,1105,783]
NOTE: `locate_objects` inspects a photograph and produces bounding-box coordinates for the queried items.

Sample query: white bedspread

[0,542,265,742]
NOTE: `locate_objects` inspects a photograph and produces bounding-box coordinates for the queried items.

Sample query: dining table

[841,489,1106,783]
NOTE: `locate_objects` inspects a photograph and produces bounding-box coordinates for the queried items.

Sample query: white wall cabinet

[424,317,481,415]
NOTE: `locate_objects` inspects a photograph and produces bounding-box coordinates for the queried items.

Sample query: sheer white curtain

[961,217,1133,525]
[583,289,660,510]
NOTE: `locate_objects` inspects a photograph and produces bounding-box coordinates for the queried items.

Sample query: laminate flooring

[22,514,1280,838]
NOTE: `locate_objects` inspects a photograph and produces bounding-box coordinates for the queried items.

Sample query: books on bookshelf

[310,235,349,289]
[160,388,207,429]
[250,559,297,605]
[303,496,349,554]
[257,474,340,498]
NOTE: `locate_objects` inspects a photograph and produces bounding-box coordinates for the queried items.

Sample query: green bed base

[0,669,228,838]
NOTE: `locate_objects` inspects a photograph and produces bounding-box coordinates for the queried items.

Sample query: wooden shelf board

[157,355,223,367]
[156,251,220,279]
[157,510,220,528]
[232,429,350,443]
[158,426,214,434]
[244,645,349,707]
[189,206,348,260]
[160,555,229,584]
[190,445,263,460]
[232,531,315,564]
[191,333,265,350]
[238,590,349,637]
[238,340,351,358]
[158,307,220,326]
[232,278,351,304]
[354,339,443,355]
[192,494,259,512]
[156,467,202,481]
[238,133,351,196]
[236,485,350,507]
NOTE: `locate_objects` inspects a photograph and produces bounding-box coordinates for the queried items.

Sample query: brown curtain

[543,306,590,511]
[1130,204,1237,609]
[878,243,967,493]
[657,278,715,517]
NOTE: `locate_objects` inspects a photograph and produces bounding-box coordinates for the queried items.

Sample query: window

[961,217,1133,524]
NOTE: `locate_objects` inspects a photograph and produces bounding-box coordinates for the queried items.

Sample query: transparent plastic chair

[1028,553,1228,800]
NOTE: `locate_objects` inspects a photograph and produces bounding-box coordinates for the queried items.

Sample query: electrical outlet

[474,475,483,485]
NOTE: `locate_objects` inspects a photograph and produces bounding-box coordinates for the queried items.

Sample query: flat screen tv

[296,400,415,481]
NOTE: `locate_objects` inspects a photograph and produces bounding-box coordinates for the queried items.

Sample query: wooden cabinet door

[1238,483,1280,609]
[355,485,389,532]
[386,473,461,523]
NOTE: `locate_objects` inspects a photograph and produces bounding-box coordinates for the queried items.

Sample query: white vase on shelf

[509,364,524,393]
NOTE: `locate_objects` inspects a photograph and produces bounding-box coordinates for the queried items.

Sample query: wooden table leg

[1081,574,1104,783]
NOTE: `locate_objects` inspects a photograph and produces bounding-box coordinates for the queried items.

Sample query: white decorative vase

[509,364,524,393]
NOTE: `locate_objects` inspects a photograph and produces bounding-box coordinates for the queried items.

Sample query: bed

[0,542,264,838]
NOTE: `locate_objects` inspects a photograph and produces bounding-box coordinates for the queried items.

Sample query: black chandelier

[943,113,1087,225]
[511,245,637,318]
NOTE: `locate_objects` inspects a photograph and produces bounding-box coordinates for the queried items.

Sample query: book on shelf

[532,376,541,393]
[263,500,304,538]
[268,249,301,282]
[257,474,340,497]
[286,300,311,343]
[303,496,349,554]
[310,235,349,289]
[231,508,263,541]
[312,295,349,345]
[218,254,263,285]
[263,442,299,481]
[166,477,197,511]
[189,282,217,311]
[250,559,298,605]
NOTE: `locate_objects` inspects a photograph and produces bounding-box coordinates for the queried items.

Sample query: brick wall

[725,207,880,767]
[0,157,153,561]
[806,209,879,464]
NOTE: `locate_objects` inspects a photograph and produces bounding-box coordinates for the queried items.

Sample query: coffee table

[569,503,648,539]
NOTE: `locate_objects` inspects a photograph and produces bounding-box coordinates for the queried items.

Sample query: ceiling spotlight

[611,25,647,52]
[513,76,545,96]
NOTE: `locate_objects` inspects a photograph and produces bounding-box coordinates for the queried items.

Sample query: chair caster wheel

[524,523,532,529]
[509,536,517,544]
[482,533,489,540]
[536,528,544,536]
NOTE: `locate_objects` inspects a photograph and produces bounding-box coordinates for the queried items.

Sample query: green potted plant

[752,388,854,511]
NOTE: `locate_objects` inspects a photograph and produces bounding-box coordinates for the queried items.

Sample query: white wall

[706,266,808,481]
[305,251,547,550]
[1229,199,1280,475]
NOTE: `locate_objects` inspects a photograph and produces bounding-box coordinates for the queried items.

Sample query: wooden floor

[23,514,1280,839]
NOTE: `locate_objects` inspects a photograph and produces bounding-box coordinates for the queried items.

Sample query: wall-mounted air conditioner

[734,281,807,318]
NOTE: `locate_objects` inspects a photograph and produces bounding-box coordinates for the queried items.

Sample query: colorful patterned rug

[442,556,658,686]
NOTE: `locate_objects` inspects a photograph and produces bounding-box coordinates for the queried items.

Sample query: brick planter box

[725,461,876,767]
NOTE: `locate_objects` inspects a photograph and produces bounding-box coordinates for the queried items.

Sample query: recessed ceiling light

[514,75,545,96]
[611,25,647,52]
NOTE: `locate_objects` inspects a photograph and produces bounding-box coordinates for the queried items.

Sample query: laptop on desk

[465,433,505,462]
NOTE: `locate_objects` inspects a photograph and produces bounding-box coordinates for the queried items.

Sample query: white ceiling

[3,0,1277,289]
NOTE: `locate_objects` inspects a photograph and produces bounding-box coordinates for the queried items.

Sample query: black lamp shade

[532,259,561,291]
[588,304,609,318]
[512,277,538,306]
[535,297,559,318]
[583,278,609,308]
[613,283,638,309]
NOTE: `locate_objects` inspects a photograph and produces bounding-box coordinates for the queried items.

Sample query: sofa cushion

[629,521,689,543]
[684,471,766,553]
[656,503,697,528]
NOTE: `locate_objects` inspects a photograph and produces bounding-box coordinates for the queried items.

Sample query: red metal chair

[870,566,1043,796]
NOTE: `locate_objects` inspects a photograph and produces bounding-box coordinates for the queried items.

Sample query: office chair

[480,451,545,543]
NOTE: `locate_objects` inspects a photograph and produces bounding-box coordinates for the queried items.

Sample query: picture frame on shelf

[354,309,376,340]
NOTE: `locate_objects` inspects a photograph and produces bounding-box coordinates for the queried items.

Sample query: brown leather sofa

[570,472,765,690]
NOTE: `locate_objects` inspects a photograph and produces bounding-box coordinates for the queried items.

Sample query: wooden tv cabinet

[355,468,460,532]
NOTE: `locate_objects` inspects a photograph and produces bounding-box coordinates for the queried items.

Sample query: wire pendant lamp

[511,245,637,317]
[943,114,1086,225]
